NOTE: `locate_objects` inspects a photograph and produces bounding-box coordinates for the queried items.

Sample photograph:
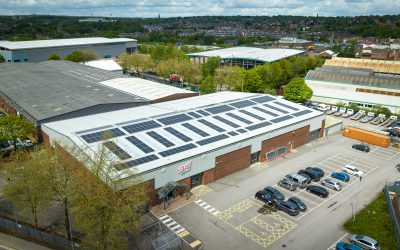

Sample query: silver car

[349,235,380,250]
[321,179,342,191]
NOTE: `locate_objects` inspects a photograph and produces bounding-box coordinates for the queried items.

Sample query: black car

[306,185,329,198]
[255,190,275,204]
[288,196,307,212]
[274,201,299,216]
[263,186,285,201]
[298,169,321,182]
[298,173,312,184]
[306,167,324,178]
[352,143,370,152]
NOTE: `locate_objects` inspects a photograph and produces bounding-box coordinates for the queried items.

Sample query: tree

[201,57,220,78]
[199,76,216,94]
[283,77,313,103]
[214,66,245,91]
[119,53,152,74]
[176,60,202,85]
[48,53,61,60]
[150,45,166,63]
[243,69,262,93]
[0,54,5,63]
[64,50,84,62]
[0,115,35,150]
[2,148,54,229]
[81,49,97,62]
[156,59,179,79]
[68,139,147,250]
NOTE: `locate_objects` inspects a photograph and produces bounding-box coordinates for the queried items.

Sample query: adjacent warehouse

[0,37,137,63]
[42,92,325,205]
[324,57,400,75]
[188,47,305,69]
[305,64,400,113]
[0,60,197,138]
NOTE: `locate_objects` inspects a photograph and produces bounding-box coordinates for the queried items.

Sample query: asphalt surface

[166,133,400,250]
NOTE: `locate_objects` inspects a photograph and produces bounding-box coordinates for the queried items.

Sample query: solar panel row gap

[181,123,210,137]
[146,131,175,147]
[263,104,289,114]
[225,113,253,124]
[273,101,299,111]
[238,110,265,121]
[213,116,240,128]
[252,106,278,117]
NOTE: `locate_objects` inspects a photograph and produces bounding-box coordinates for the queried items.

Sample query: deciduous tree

[119,53,152,74]
[283,77,313,103]
[243,69,262,93]
[214,66,245,91]
[0,115,35,150]
[201,57,220,78]
[199,76,216,94]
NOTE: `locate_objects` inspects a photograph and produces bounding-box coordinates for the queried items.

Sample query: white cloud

[1,0,399,17]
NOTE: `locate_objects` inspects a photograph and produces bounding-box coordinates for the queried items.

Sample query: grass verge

[344,192,397,250]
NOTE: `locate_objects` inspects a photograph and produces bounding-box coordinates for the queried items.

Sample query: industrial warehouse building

[0,37,137,63]
[305,62,400,113]
[0,61,197,139]
[324,57,400,75]
[42,92,325,205]
[187,47,305,69]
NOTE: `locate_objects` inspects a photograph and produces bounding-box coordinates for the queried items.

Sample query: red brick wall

[202,168,214,185]
[0,97,17,115]
[214,146,251,180]
[320,120,326,138]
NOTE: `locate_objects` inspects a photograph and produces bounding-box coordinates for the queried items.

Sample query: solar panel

[157,114,192,125]
[229,100,256,108]
[291,110,313,117]
[147,131,175,147]
[205,105,234,114]
[226,113,253,124]
[159,143,197,157]
[252,106,278,117]
[122,121,161,133]
[197,110,211,116]
[238,110,265,121]
[81,128,125,143]
[228,131,238,136]
[103,141,131,160]
[115,154,159,170]
[271,115,292,123]
[197,134,229,146]
[251,96,275,103]
[274,101,299,111]
[237,129,247,133]
[126,136,154,153]
[263,104,289,114]
[198,119,225,132]
[164,127,192,142]
[188,112,202,118]
[213,116,240,128]
[182,123,209,137]
[245,121,272,131]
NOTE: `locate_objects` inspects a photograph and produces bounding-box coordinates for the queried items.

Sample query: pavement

[161,133,400,250]
[0,232,52,250]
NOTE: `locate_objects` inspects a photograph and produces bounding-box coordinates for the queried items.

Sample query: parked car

[287,196,307,212]
[285,173,309,188]
[255,190,275,204]
[321,179,342,191]
[0,112,5,117]
[297,173,312,184]
[278,178,298,191]
[336,242,362,250]
[306,185,329,198]
[22,139,34,148]
[349,235,380,250]
[331,172,350,182]
[306,167,325,178]
[352,143,370,153]
[8,140,21,149]
[263,186,285,201]
[274,201,299,216]
[343,165,364,177]
[298,169,321,182]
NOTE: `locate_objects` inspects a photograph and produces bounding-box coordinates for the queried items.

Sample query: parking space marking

[326,233,348,250]
[191,185,213,197]
[195,199,220,215]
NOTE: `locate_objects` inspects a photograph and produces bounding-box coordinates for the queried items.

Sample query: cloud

[1,0,399,17]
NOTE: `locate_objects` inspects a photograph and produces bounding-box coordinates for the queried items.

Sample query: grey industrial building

[0,61,197,140]
[0,37,137,63]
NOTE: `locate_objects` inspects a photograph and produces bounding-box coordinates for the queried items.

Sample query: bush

[48,53,61,60]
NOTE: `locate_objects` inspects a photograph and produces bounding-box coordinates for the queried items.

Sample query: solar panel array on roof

[182,123,209,137]
[81,128,125,143]
[251,96,275,103]
[197,110,211,116]
[274,101,299,111]
[292,110,312,117]
[229,100,256,108]
[197,134,229,146]
[252,106,278,117]
[126,136,154,153]
[263,104,289,114]
[159,143,197,157]
[238,110,265,121]
[187,112,201,118]
[115,154,159,170]
[103,141,131,160]
[157,114,192,125]
[205,105,235,114]
[147,131,175,147]
[271,115,292,123]
[122,120,161,133]
[226,113,253,124]
[164,127,192,142]
[213,116,240,128]
[246,121,272,131]
[198,119,225,132]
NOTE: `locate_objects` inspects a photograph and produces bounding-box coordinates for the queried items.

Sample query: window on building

[13,59,20,62]
[24,59,28,62]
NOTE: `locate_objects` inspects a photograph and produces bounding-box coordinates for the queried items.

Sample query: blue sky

[1,0,399,17]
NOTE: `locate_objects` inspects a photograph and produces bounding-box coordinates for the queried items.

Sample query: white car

[342,165,364,177]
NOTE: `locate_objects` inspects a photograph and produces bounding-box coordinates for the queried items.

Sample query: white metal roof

[0,37,136,50]
[42,92,322,177]
[97,78,194,101]
[85,59,123,71]
[187,47,304,63]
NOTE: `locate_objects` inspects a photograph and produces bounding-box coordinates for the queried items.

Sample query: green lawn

[344,192,397,250]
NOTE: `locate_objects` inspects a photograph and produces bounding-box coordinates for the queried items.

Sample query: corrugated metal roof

[85,59,123,71]
[187,47,304,63]
[0,37,136,50]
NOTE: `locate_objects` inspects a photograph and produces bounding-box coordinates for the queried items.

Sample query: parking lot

[166,134,400,249]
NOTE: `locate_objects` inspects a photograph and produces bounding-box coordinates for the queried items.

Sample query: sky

[1,0,400,17]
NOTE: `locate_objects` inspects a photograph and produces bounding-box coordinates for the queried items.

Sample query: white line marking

[162,218,172,223]
[326,233,349,250]
[159,215,169,220]
[176,228,186,234]
[166,221,177,227]
[171,224,182,231]
[204,205,211,209]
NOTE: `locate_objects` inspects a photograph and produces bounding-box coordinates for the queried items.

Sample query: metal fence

[0,217,84,250]
[384,183,400,250]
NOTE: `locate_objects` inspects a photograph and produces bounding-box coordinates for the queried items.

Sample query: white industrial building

[42,92,325,205]
[188,47,305,69]
[0,37,137,63]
